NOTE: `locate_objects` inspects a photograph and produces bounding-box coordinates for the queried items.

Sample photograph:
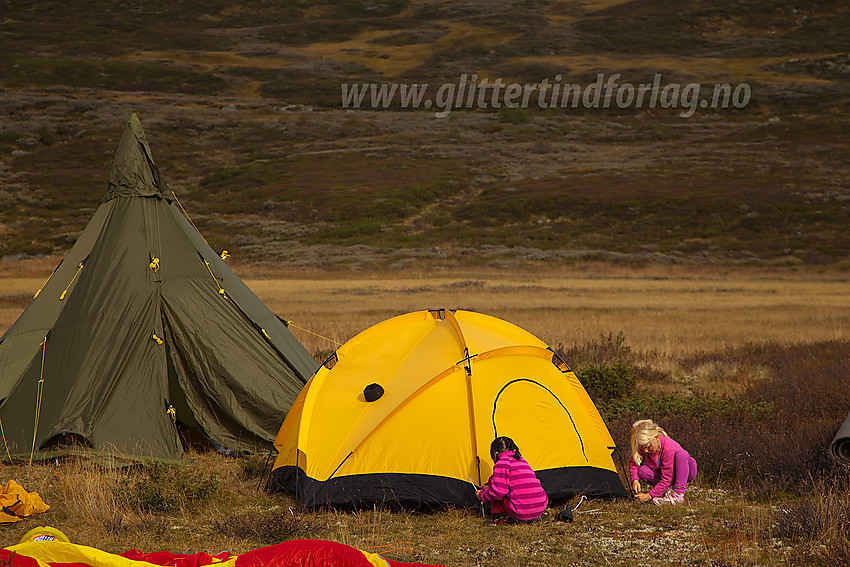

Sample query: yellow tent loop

[287,321,343,347]
[166,405,176,423]
[29,337,47,472]
[172,190,227,295]
[59,262,85,301]
[202,259,227,296]
[32,265,59,299]
[153,198,162,272]
[149,257,160,271]
[171,190,213,246]
[152,333,163,345]
[220,250,230,260]
[0,416,12,463]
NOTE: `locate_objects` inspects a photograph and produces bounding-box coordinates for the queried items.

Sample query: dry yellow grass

[0,259,846,565]
[2,260,848,363]
[295,21,516,78]
[0,454,811,567]
[243,267,850,360]
[511,54,833,84]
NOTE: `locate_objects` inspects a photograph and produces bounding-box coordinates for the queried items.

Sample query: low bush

[774,467,850,539]
[212,510,325,545]
[576,361,635,402]
[603,393,773,423]
[239,452,276,481]
[558,332,632,368]
[132,463,219,513]
[497,107,532,124]
[582,336,850,495]
[774,466,850,564]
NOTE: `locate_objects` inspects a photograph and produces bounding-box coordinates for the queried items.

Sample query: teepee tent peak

[105,113,170,202]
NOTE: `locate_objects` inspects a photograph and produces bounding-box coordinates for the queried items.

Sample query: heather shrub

[213,510,324,545]
[132,462,219,513]
[558,332,631,368]
[602,393,772,423]
[240,452,274,481]
[576,361,635,402]
[774,466,850,565]
[559,332,639,402]
[605,339,850,495]
[774,466,850,539]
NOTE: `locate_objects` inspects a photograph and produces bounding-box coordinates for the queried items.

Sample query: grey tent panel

[830,412,850,463]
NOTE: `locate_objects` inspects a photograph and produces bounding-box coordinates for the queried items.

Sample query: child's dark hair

[491,436,522,460]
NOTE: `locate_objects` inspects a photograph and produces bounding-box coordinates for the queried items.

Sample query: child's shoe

[652,491,685,506]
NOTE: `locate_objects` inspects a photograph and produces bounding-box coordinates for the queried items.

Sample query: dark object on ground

[558,508,574,522]
[830,412,850,463]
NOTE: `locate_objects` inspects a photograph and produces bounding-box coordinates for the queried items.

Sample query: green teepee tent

[0,114,318,461]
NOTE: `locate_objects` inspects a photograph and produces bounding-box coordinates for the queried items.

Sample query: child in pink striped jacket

[476,436,548,524]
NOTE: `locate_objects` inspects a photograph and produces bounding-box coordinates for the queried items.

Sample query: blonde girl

[629,419,697,506]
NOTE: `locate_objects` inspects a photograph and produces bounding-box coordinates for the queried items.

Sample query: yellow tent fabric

[0,480,49,523]
[267,309,627,507]
[4,534,439,567]
[6,542,162,567]
[18,527,70,543]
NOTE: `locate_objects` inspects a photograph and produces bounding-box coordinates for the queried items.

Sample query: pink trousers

[637,449,697,493]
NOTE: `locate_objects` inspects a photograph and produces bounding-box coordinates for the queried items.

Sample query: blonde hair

[630,419,668,466]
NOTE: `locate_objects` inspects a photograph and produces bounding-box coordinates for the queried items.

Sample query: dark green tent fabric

[0,114,318,461]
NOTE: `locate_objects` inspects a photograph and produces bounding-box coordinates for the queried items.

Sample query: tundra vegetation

[1,0,849,564]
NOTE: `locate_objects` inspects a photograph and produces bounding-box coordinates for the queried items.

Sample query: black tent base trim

[266,465,627,509]
[538,466,628,501]
[267,466,477,510]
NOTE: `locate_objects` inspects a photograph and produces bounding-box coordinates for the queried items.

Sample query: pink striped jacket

[478,451,548,521]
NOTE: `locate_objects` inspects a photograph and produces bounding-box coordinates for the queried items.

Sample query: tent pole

[258,447,274,492]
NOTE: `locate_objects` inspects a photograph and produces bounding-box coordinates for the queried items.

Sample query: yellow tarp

[4,533,436,567]
[0,480,49,523]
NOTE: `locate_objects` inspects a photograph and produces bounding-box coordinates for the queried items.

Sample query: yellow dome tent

[267,309,627,507]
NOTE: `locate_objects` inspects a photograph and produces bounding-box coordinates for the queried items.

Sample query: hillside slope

[0,0,848,267]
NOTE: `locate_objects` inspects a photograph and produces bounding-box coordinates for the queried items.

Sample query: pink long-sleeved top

[628,434,685,498]
[478,451,548,521]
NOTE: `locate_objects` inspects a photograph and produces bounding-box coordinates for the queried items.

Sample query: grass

[239,267,850,361]
[3,105,848,263]
[1,0,849,263]
[5,454,846,566]
[0,57,230,94]
[3,261,849,359]
[0,261,849,565]
[1,1,849,563]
